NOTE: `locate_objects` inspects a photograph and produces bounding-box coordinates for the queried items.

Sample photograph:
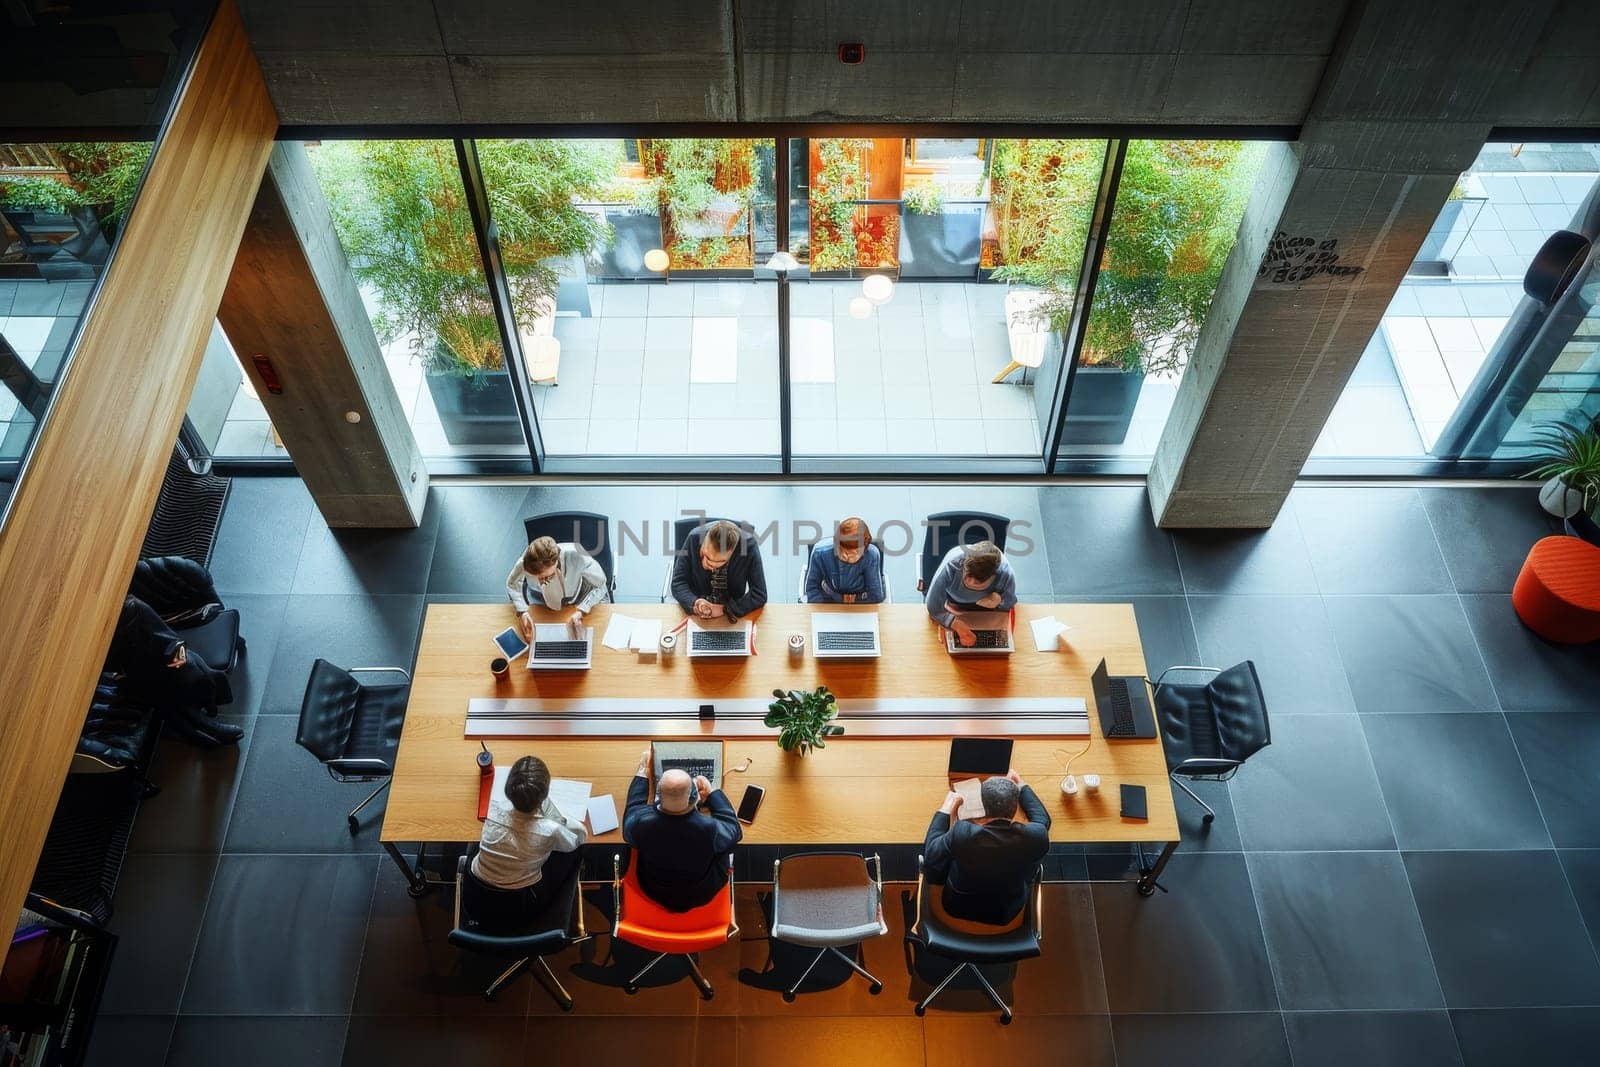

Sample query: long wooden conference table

[380,601,1180,895]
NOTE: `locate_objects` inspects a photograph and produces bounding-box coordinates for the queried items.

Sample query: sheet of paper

[547,778,592,823]
[952,776,986,821]
[587,794,620,835]
[1029,615,1069,652]
[486,764,512,820]
[629,617,661,652]
[601,613,636,650]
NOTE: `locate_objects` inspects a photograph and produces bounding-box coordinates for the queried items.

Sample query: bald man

[623,749,743,911]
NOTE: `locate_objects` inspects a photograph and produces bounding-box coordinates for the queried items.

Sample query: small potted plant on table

[765,686,844,756]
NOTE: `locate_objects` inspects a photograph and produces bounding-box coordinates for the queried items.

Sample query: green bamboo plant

[765,686,844,756]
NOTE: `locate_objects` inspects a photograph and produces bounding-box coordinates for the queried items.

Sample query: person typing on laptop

[923,769,1050,925]
[924,541,1017,647]
[671,519,768,623]
[507,536,607,641]
[623,748,743,911]
[804,517,886,604]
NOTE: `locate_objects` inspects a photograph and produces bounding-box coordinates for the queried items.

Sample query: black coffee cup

[477,747,493,776]
[490,656,509,679]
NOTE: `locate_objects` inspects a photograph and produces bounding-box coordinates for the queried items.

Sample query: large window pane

[1057,139,1267,461]
[1312,142,1600,463]
[478,137,779,459]
[788,137,1105,459]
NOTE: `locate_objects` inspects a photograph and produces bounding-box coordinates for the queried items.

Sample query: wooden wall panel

[0,0,277,943]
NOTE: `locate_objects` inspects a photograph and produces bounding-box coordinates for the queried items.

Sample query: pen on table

[669,617,689,636]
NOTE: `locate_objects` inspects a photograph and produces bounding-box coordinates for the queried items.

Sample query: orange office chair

[611,853,739,1000]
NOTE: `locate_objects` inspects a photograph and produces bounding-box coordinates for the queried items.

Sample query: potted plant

[0,142,149,279]
[1528,414,1600,518]
[898,181,984,279]
[309,139,616,445]
[765,686,844,756]
[808,138,899,273]
[643,138,762,272]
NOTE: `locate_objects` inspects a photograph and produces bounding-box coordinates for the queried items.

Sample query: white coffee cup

[1082,773,1101,793]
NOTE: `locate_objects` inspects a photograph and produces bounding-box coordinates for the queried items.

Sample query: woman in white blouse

[468,755,587,929]
[506,536,608,640]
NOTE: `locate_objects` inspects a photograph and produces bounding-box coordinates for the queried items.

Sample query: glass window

[1057,139,1267,461]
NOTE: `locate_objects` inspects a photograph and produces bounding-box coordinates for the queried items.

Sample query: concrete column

[1148,0,1559,528]
[218,142,427,528]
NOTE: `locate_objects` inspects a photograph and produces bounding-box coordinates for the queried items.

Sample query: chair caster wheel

[560,1000,574,1012]
[869,982,883,995]
[914,1005,926,1017]
[782,991,796,1003]
[1202,812,1215,825]
[1000,1012,1013,1025]
[700,988,714,1002]
[484,992,496,1003]
[406,883,429,898]
[1137,882,1155,897]
[347,815,360,834]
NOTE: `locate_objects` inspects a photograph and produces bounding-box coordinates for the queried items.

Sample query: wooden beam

[0,0,276,941]
[218,142,427,528]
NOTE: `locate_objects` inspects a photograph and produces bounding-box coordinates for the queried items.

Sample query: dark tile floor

[86,480,1600,1066]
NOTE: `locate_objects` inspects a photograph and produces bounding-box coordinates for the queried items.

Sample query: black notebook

[1120,783,1148,820]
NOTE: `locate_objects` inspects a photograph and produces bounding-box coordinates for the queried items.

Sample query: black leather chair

[448,853,589,1009]
[916,510,1010,597]
[129,555,244,673]
[523,510,617,601]
[1152,661,1272,825]
[294,658,410,833]
[904,855,1042,1024]
[659,516,755,602]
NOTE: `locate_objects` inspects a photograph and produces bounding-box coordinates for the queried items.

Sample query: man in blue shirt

[924,541,1017,647]
[804,517,886,604]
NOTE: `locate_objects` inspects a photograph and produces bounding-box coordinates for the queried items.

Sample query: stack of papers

[602,613,639,650]
[546,778,592,823]
[629,617,661,652]
[1029,615,1070,652]
[952,776,986,821]
[587,794,620,835]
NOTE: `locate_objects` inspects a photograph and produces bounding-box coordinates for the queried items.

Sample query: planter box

[1061,365,1145,446]
[424,369,524,447]
[585,205,666,280]
[898,202,983,279]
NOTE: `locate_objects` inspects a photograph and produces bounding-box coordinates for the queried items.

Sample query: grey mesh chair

[770,852,887,1002]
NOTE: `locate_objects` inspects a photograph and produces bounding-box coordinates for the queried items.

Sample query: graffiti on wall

[1257,231,1366,284]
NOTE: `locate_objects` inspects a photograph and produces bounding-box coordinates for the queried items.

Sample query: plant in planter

[642,138,760,270]
[765,686,844,756]
[1527,414,1600,518]
[0,141,152,248]
[809,138,901,271]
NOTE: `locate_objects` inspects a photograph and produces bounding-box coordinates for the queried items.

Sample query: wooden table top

[382,602,1180,846]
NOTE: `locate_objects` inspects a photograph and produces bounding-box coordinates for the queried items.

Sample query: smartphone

[736,784,765,825]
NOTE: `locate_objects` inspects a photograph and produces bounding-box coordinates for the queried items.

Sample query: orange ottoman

[1513,535,1600,644]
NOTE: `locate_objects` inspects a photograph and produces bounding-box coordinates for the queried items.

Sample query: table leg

[1136,840,1179,897]
[384,841,430,897]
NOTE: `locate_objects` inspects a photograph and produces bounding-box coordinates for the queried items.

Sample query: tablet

[493,626,529,660]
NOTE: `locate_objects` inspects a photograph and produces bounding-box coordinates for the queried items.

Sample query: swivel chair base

[1170,772,1215,825]
[347,778,391,834]
[485,954,574,1011]
[783,945,883,1002]
[915,960,1013,1024]
[624,951,713,1000]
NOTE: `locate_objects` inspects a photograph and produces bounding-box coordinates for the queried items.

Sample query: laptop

[1091,658,1157,739]
[652,740,724,804]
[811,612,882,658]
[947,737,1014,776]
[687,617,753,658]
[527,623,594,671]
[945,610,1014,655]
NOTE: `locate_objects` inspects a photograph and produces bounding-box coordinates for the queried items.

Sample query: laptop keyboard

[661,758,717,782]
[534,640,589,660]
[1106,677,1136,737]
[817,631,876,651]
[968,629,1010,649]
[692,629,747,652]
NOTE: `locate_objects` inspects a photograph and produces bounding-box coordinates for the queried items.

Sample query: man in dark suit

[923,770,1050,925]
[670,519,768,623]
[623,748,743,911]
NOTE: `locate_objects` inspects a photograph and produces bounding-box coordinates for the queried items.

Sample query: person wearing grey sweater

[924,540,1017,647]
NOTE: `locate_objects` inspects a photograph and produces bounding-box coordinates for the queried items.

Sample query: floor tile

[182,853,377,1014]
[217,594,289,718]
[1040,486,1183,597]
[165,1016,347,1067]
[82,1014,173,1067]
[1248,851,1442,1010]
[1507,713,1600,848]
[1558,849,1600,958]
[341,1015,522,1063]
[129,714,253,854]
[1450,1008,1600,1067]
[1418,487,1558,594]
[1111,1013,1291,1067]
[1171,519,1320,595]
[1404,850,1600,1008]
[925,1015,1116,1067]
[1230,715,1395,851]
[224,714,388,853]
[521,1017,735,1066]
[258,594,424,714]
[737,1018,923,1064]
[1283,1011,1462,1067]
[1363,714,1550,850]
[1292,487,1454,594]
[1461,594,1600,711]
[1094,853,1278,1012]
[100,853,219,1013]
[1325,596,1499,713]
[1188,596,1356,714]
[291,491,442,595]
[210,478,315,595]
[423,486,531,596]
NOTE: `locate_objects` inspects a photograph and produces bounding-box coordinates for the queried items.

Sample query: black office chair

[448,854,589,1009]
[659,516,755,602]
[904,855,1042,1024]
[523,510,617,601]
[294,658,410,833]
[128,555,245,673]
[916,510,1010,597]
[1151,661,1272,825]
